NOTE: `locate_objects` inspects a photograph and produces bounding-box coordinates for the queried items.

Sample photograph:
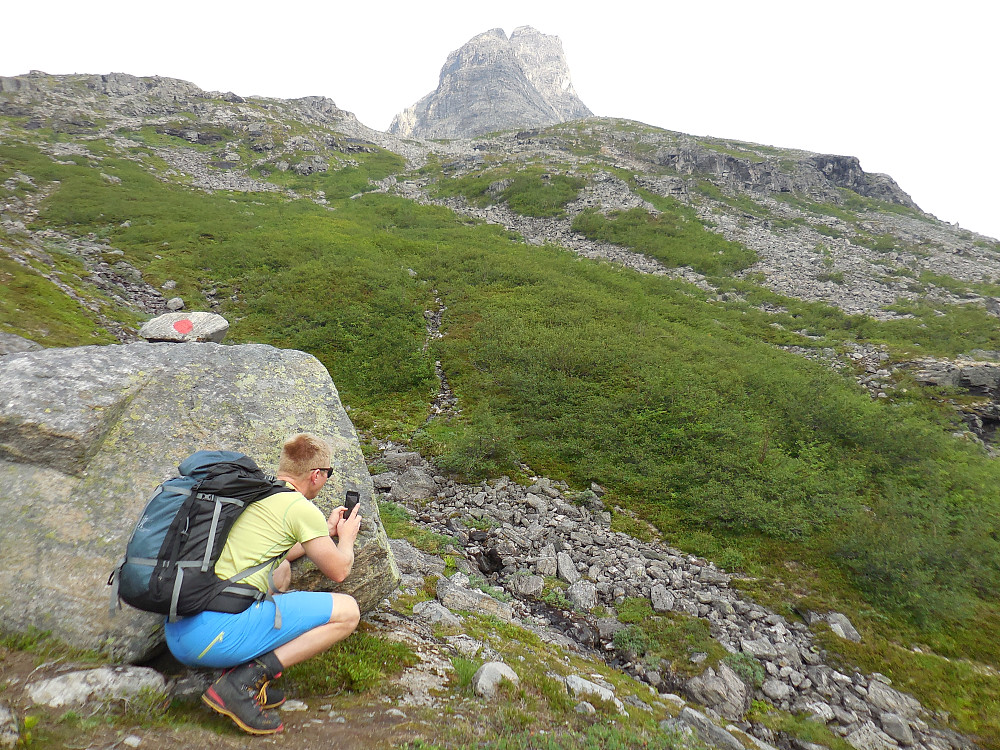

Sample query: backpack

[109,450,293,623]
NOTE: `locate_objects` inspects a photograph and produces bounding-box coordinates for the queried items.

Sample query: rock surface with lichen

[0,342,399,663]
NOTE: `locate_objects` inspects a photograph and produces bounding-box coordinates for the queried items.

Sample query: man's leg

[273,593,360,668]
[200,593,357,735]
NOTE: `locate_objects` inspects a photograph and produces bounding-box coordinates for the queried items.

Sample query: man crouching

[164,433,361,734]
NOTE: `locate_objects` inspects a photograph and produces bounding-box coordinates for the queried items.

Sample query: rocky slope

[372,446,970,750]
[389,26,592,139]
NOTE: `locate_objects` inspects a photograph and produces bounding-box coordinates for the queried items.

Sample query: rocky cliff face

[389,26,591,139]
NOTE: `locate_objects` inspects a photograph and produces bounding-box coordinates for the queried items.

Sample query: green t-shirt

[214,489,329,593]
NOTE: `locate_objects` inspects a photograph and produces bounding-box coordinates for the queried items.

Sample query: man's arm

[300,505,361,583]
[284,504,353,564]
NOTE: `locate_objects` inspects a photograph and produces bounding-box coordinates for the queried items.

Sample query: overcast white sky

[4,1,998,240]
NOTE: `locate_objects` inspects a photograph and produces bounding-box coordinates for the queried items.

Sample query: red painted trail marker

[173,319,194,334]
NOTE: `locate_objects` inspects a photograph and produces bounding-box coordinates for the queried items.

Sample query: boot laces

[251,675,271,707]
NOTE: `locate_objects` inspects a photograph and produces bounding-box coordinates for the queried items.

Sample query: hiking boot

[203,660,284,735]
[222,667,286,709]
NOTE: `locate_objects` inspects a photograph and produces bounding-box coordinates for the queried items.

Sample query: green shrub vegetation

[433,166,585,217]
[571,199,757,275]
[250,146,406,199]
[12,136,1000,634]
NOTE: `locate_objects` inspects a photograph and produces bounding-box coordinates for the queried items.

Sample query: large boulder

[0,342,399,663]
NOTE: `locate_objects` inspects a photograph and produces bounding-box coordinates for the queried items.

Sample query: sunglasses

[313,467,334,478]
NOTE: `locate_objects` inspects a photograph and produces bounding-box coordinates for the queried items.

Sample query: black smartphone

[345,491,360,515]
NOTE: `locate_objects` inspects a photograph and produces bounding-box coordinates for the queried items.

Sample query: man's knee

[330,593,360,632]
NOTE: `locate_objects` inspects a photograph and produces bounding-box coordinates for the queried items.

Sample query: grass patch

[284,627,418,694]
[540,578,572,609]
[0,209,123,343]
[749,700,855,750]
[379,500,454,554]
[0,627,104,666]
[615,598,728,678]
[466,723,693,749]
[450,655,482,692]
[252,147,405,199]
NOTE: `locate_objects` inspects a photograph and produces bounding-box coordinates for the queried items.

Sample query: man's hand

[327,506,346,537]
[336,503,361,544]
[327,504,361,538]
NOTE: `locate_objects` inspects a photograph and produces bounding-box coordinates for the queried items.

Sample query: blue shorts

[164,591,335,668]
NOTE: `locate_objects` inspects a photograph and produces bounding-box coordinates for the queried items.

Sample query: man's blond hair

[279,433,331,479]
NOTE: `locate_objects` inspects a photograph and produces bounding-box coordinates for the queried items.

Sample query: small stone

[536,544,558,577]
[846,721,899,750]
[741,637,778,660]
[677,707,745,750]
[472,662,519,699]
[1,703,20,749]
[807,701,836,723]
[650,583,675,613]
[166,297,185,311]
[508,574,544,597]
[567,580,597,610]
[826,612,862,642]
[123,736,142,748]
[557,551,581,584]
[138,312,229,343]
[879,712,914,745]
[413,600,462,626]
[575,701,596,714]
[762,678,791,701]
[565,675,625,712]
[26,666,166,708]
[281,699,309,711]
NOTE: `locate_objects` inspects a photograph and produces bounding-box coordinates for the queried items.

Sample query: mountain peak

[388,26,591,139]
